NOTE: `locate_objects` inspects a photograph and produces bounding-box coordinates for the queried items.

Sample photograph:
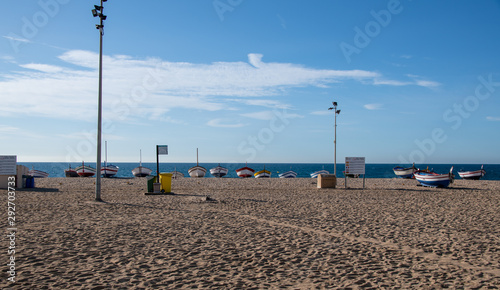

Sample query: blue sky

[1,0,500,164]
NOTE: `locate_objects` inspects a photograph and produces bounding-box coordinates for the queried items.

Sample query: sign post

[344,157,366,189]
[156,145,168,177]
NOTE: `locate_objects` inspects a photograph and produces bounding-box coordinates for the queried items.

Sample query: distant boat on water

[414,167,454,188]
[458,165,486,180]
[210,164,228,178]
[236,163,254,178]
[393,163,416,179]
[254,166,271,178]
[310,169,329,178]
[188,148,207,178]
[132,150,152,177]
[101,141,119,178]
[64,165,78,177]
[29,167,49,178]
[76,162,96,177]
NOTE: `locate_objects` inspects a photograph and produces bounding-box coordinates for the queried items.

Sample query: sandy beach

[3,177,499,289]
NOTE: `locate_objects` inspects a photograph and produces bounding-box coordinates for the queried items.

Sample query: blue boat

[414,167,454,188]
[393,163,416,179]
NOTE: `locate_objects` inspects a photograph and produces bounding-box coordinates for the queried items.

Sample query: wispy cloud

[241,110,303,121]
[207,118,246,128]
[364,103,384,110]
[310,110,332,116]
[2,35,31,43]
[486,116,500,121]
[0,50,439,123]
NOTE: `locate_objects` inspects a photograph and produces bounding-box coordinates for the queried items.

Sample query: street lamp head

[328,107,333,110]
[336,109,341,114]
[92,9,99,17]
[94,5,102,11]
[100,14,107,20]
[333,101,338,107]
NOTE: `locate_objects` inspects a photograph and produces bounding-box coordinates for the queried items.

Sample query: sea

[19,162,500,180]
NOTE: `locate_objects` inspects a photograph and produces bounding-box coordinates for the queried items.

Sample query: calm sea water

[18,162,500,180]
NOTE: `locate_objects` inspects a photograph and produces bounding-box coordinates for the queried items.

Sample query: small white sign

[0,155,17,175]
[157,145,168,155]
[345,157,365,175]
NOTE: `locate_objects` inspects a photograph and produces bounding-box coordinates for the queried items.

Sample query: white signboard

[345,157,365,175]
[157,145,168,155]
[0,156,17,175]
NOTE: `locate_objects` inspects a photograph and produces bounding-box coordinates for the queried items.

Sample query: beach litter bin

[317,174,336,189]
[159,173,173,193]
[25,175,35,188]
[147,176,157,193]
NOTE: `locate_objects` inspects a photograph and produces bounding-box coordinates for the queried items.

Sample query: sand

[3,177,499,289]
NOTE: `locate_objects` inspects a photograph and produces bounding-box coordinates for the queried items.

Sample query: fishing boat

[310,169,329,178]
[76,162,96,177]
[393,163,416,179]
[236,163,254,178]
[170,169,184,179]
[210,164,228,178]
[101,141,119,178]
[458,165,486,180]
[188,148,207,178]
[29,167,49,178]
[64,165,78,177]
[414,167,454,188]
[279,170,297,178]
[132,150,152,177]
[254,166,271,178]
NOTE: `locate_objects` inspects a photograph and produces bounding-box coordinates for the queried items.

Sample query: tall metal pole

[328,102,340,177]
[93,0,107,202]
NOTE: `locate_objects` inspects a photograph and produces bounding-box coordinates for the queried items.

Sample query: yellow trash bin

[159,173,173,193]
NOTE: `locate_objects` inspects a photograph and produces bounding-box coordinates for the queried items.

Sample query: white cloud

[241,110,303,121]
[2,35,30,43]
[0,50,439,123]
[486,116,500,121]
[207,118,246,128]
[364,103,384,110]
[310,110,332,116]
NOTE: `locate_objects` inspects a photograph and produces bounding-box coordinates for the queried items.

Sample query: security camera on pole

[328,102,341,176]
[92,0,108,202]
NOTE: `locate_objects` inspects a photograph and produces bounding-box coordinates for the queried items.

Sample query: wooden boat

[279,170,297,178]
[236,163,254,178]
[188,148,206,178]
[414,167,454,188]
[310,169,329,178]
[101,141,119,177]
[393,163,416,179]
[132,150,152,177]
[170,170,184,179]
[29,167,49,178]
[458,165,486,180]
[210,164,228,178]
[64,165,78,177]
[76,162,96,177]
[254,166,271,178]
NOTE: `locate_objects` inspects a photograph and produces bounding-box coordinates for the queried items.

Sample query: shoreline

[5,178,499,288]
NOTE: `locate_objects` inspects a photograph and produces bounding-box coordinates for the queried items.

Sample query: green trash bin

[147,176,157,193]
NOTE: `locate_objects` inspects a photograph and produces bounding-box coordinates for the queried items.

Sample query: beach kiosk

[0,156,30,189]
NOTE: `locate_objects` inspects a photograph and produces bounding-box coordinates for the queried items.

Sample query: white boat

[188,148,206,178]
[254,166,271,178]
[210,164,228,178]
[170,170,184,179]
[236,163,254,178]
[393,163,416,179]
[279,170,297,178]
[132,150,152,177]
[29,167,49,178]
[76,162,96,177]
[101,141,119,177]
[310,169,329,178]
[414,167,454,188]
[458,165,486,180]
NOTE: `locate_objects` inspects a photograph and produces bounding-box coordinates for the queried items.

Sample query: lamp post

[92,0,107,202]
[328,102,341,176]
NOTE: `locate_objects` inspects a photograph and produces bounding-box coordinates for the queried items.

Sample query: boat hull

[458,169,485,180]
[170,171,184,179]
[393,166,415,178]
[189,166,207,178]
[132,166,152,177]
[65,169,78,177]
[414,171,453,188]
[76,166,96,177]
[29,169,49,178]
[310,170,329,178]
[254,170,271,178]
[210,166,228,178]
[236,166,255,178]
[279,171,297,178]
[101,165,119,178]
